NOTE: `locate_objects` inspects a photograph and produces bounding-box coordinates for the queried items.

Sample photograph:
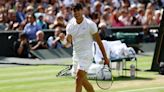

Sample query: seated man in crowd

[58,32,71,48]
[30,31,48,50]
[47,26,71,48]
[23,13,42,41]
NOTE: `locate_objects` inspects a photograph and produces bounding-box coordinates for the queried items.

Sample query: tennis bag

[159,62,164,75]
[87,64,111,80]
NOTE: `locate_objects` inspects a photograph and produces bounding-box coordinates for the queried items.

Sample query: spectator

[14,33,30,58]
[144,9,157,26]
[130,0,140,6]
[15,2,25,24]
[103,0,112,5]
[53,13,67,29]
[154,10,162,25]
[103,5,113,14]
[98,22,111,40]
[41,0,49,8]
[137,3,145,10]
[0,0,5,8]
[111,10,125,27]
[112,0,121,9]
[58,32,71,48]
[91,12,100,26]
[25,5,34,16]
[4,0,15,10]
[58,3,66,18]
[63,6,73,21]
[23,13,41,40]
[35,5,45,18]
[36,14,48,29]
[128,4,140,26]
[100,11,111,27]
[6,9,20,31]
[146,2,155,11]
[26,0,35,8]
[136,8,145,25]
[17,16,28,32]
[30,31,48,50]
[92,1,103,15]
[49,0,60,10]
[47,26,70,48]
[121,0,131,8]
[44,6,56,25]
[57,3,72,22]
[0,7,8,31]
[63,0,74,7]
[118,9,131,26]
[83,4,92,18]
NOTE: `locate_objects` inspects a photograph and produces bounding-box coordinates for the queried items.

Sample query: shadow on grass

[113,76,154,81]
[88,76,154,82]
[144,69,159,72]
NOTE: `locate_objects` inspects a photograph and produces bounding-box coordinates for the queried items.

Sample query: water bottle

[130,64,135,79]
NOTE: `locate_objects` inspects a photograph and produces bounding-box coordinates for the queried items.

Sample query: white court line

[119,86,164,92]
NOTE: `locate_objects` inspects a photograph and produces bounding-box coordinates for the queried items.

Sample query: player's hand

[104,58,110,65]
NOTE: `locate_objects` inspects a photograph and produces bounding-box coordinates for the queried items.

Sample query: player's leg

[75,69,85,92]
[76,69,94,92]
[82,58,95,92]
[76,57,94,92]
[82,73,95,92]
[71,60,83,92]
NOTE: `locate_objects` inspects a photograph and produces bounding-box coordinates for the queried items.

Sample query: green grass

[0,56,164,92]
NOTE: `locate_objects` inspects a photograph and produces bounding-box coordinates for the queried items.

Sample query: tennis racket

[96,62,113,90]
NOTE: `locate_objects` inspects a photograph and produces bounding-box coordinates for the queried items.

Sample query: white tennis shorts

[71,58,93,76]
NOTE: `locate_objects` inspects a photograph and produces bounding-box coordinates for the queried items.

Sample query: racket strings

[96,66,113,90]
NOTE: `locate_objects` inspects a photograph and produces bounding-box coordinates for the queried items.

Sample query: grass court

[0,56,164,92]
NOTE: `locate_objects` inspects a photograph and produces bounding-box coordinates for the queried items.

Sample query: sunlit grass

[0,56,164,92]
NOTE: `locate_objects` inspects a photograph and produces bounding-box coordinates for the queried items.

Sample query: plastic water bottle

[130,64,135,79]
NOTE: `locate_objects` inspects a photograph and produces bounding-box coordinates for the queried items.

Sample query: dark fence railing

[107,25,159,32]
[0,25,159,57]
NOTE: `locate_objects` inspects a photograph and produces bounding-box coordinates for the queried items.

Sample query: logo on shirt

[82,27,86,30]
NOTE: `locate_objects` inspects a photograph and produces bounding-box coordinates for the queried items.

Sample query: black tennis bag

[159,62,164,75]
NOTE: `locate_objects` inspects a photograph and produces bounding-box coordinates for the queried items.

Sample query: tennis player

[65,3,110,92]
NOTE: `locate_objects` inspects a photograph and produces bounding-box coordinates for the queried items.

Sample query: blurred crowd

[0,0,163,31]
[0,0,163,58]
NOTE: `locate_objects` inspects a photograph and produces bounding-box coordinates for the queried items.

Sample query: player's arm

[93,32,110,65]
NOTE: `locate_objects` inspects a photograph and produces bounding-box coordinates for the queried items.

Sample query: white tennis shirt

[66,16,98,61]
